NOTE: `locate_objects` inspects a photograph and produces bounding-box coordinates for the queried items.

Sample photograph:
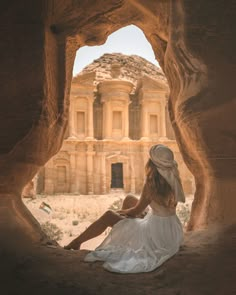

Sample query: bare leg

[64,195,140,250]
[64,210,123,250]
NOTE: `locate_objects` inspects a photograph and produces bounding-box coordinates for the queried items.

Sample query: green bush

[41,221,63,241]
[177,204,191,226]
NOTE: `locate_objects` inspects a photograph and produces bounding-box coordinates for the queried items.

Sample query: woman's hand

[116,209,129,217]
[116,209,138,218]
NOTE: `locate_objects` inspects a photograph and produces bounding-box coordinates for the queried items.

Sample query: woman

[64,144,185,273]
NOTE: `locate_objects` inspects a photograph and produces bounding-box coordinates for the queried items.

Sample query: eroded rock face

[165,1,236,229]
[79,53,167,87]
[0,1,235,247]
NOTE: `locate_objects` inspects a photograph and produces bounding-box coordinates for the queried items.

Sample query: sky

[73,25,159,76]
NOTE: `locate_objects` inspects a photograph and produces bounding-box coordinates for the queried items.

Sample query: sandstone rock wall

[0,1,235,250]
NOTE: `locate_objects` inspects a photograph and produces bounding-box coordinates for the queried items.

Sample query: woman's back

[149,196,177,216]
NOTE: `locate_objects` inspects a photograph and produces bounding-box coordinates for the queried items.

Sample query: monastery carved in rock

[32,54,194,196]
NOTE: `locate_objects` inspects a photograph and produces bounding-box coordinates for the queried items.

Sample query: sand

[23,192,193,250]
[1,194,234,294]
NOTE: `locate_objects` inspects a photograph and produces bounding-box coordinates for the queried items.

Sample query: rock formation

[0,1,235,292]
[79,53,167,88]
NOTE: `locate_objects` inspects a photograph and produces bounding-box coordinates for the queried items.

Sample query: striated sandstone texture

[0,0,235,266]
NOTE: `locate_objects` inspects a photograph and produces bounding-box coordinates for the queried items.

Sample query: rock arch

[0,1,235,249]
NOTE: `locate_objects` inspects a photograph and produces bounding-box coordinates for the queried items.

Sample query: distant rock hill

[74,53,167,90]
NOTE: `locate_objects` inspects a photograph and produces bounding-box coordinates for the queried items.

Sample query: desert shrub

[177,204,191,227]
[72,220,79,226]
[41,221,63,241]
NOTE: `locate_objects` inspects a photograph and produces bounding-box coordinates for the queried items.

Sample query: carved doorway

[111,163,124,188]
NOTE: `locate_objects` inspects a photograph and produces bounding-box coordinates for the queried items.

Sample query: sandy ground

[1,193,235,294]
[23,192,193,250]
[1,223,235,295]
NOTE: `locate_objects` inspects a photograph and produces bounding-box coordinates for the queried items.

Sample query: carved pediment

[137,75,169,92]
[72,72,96,85]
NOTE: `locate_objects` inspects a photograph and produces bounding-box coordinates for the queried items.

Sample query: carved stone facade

[39,54,194,195]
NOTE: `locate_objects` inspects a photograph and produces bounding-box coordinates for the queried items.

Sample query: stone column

[86,97,94,139]
[102,100,112,139]
[69,97,76,137]
[160,101,167,137]
[123,101,130,139]
[130,154,136,194]
[70,152,79,193]
[86,144,95,194]
[101,154,107,194]
[140,101,149,140]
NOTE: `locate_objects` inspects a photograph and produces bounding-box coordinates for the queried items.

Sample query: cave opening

[1,2,236,294]
[22,25,194,250]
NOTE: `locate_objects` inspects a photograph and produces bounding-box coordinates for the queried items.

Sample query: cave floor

[1,225,235,295]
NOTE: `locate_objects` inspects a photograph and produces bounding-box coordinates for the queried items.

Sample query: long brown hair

[145,159,173,205]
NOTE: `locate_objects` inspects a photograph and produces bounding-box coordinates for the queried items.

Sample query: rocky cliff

[74,53,167,90]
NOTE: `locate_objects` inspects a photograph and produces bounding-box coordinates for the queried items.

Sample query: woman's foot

[64,241,81,250]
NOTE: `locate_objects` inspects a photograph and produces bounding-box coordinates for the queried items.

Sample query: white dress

[84,199,183,273]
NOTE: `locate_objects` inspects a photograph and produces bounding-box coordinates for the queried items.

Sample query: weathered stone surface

[41,53,193,195]
[1,0,234,232]
[78,53,167,88]
[165,2,236,230]
[0,1,236,292]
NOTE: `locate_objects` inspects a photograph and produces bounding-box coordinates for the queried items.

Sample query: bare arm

[118,183,151,217]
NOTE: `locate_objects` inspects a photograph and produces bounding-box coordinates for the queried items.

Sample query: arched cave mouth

[22,25,195,249]
[1,3,236,294]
